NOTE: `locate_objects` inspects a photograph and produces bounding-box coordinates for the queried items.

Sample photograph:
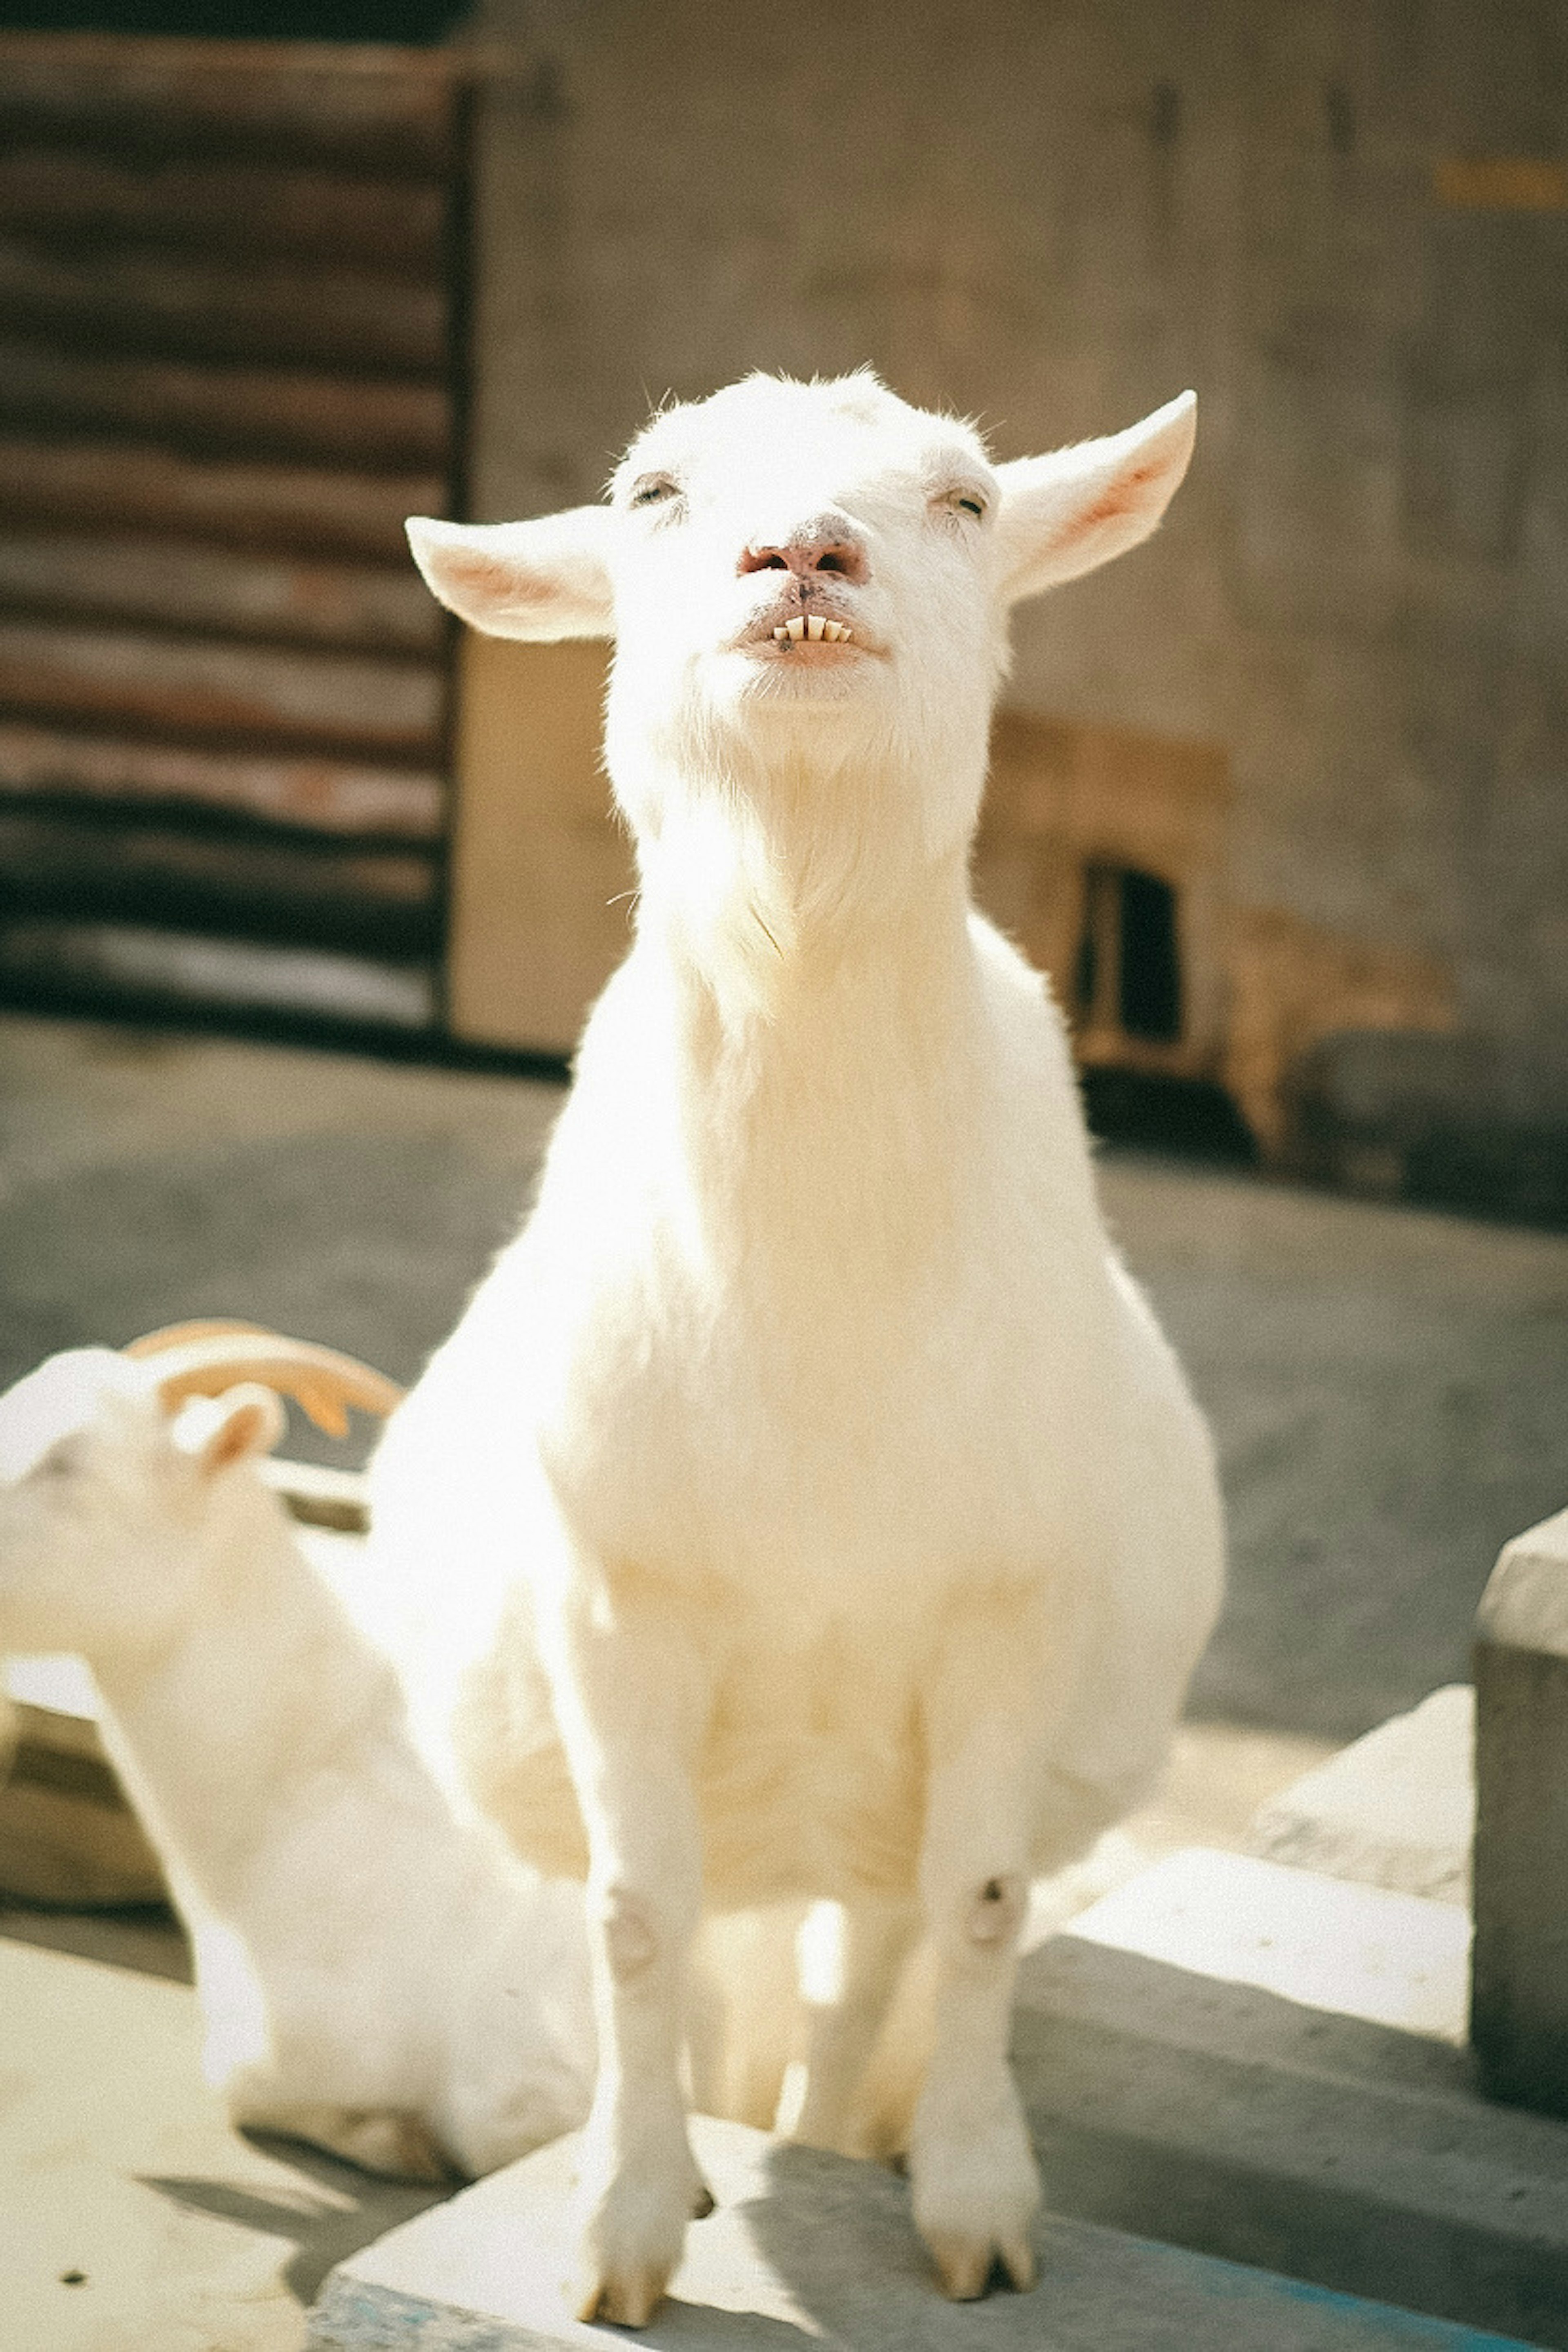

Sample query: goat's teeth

[824,620,848,642]
[805,613,826,641]
[772,625,790,642]
[786,616,806,641]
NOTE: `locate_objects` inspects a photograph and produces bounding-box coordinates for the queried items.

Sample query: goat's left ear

[176,1384,287,1478]
[405,508,616,641]
[993,391,1196,605]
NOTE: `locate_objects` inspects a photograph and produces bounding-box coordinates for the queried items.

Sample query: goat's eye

[630,474,680,509]
[955,492,987,520]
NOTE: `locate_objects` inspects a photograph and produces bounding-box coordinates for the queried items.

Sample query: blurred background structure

[0,2,1566,1223]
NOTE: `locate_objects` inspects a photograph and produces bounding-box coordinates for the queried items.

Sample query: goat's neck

[90,1484,396,1917]
[634,733,980,1053]
[631,750,985,1283]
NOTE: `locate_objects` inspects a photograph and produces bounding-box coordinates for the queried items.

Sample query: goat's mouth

[770,614,853,646]
[731,597,878,659]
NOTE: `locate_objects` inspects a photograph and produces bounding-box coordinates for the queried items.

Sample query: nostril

[739,546,791,574]
[814,541,869,582]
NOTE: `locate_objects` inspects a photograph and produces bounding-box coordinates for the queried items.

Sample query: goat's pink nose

[739,524,869,586]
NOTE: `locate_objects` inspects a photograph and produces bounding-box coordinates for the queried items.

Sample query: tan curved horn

[123,1319,280,1360]
[136,1332,404,1439]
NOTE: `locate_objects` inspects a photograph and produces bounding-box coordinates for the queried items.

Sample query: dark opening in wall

[1074,863,1184,1045]
[1118,867,1183,1040]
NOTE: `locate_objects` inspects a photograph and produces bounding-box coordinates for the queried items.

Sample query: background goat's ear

[405,510,615,641]
[993,391,1196,605]
[176,1384,287,1478]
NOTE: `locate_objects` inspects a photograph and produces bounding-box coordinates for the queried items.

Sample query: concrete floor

[3,1008,1566,1743]
[4,1005,1567,2348]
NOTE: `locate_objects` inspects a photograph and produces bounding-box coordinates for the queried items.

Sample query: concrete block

[310,2113,1537,2351]
[1248,1686,1474,1904]
[1014,1850,1568,2346]
[1069,1848,1470,2037]
[1472,1506,1568,2115]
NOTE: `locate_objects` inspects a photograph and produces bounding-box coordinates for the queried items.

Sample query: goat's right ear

[405,510,615,641]
[175,1384,286,1479]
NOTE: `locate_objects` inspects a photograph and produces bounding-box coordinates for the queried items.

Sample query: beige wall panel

[447,631,632,1054]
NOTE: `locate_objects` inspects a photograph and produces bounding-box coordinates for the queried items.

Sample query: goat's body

[370,893,1220,1913]
[0,1393,592,2183]
[391,369,1223,2319]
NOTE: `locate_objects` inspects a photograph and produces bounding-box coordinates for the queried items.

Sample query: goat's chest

[530,1190,1113,1598]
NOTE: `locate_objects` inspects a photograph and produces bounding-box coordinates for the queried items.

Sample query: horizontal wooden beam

[0,148,448,272]
[0,236,448,377]
[0,531,444,657]
[0,723,445,840]
[0,35,463,176]
[0,918,437,1027]
[0,338,450,468]
[0,437,446,561]
[0,808,440,952]
[0,619,446,760]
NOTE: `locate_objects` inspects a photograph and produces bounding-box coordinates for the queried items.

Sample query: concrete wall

[455,0,1568,1176]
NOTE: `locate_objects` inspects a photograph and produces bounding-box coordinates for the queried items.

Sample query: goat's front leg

[536,1561,710,2328]
[909,1595,1051,2301]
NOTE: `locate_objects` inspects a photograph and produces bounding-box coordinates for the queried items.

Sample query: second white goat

[0,1331,593,2183]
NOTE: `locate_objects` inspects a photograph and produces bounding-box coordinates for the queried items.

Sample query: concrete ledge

[1247,1686,1474,1905]
[1473,1507,1568,2114]
[310,2114,1537,2351]
[1016,1851,1568,2347]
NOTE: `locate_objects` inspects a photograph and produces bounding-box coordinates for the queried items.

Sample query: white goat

[383,369,1225,2321]
[0,1330,593,2183]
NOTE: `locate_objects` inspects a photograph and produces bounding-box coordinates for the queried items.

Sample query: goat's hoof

[571,2152,697,2328]
[911,2092,1041,2301]
[576,2265,671,2330]
[928,2233,1038,2300]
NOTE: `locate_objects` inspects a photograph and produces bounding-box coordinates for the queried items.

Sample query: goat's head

[408,371,1194,935]
[0,1330,399,1657]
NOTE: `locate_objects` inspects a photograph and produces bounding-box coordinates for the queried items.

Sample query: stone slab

[1076,1847,1471,2036]
[1015,1851,1568,2346]
[1247,1685,1474,1904]
[310,2114,1537,2352]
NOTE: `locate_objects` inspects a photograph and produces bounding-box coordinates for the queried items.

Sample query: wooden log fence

[0,37,461,174]
[0,239,449,377]
[0,725,445,840]
[0,31,467,1002]
[0,532,444,657]
[0,439,445,561]
[0,811,439,955]
[0,340,452,468]
[0,149,448,271]
[0,621,445,761]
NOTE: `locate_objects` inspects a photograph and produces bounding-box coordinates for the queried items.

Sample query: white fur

[0,1349,594,2183]
[387,369,1223,2318]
